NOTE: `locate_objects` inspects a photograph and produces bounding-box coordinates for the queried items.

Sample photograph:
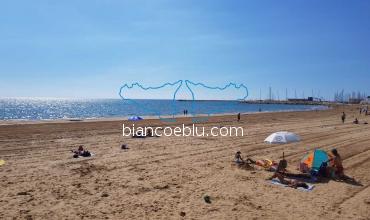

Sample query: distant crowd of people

[341,105,369,125]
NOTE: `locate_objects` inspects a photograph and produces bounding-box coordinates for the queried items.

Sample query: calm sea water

[0,98,327,121]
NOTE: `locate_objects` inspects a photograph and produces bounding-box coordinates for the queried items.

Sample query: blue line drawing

[184,80,249,123]
[119,80,183,122]
[118,80,249,123]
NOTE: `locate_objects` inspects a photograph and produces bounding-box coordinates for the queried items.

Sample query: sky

[0,0,369,100]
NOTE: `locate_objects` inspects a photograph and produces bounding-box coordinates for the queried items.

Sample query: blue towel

[269,179,315,192]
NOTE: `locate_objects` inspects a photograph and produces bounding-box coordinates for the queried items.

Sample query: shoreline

[0,106,330,126]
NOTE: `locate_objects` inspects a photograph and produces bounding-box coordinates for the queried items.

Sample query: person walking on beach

[237,113,241,122]
[341,112,346,124]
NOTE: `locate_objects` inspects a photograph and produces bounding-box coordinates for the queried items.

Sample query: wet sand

[0,105,369,219]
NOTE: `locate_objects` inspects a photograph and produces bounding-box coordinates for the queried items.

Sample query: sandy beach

[1,105,369,220]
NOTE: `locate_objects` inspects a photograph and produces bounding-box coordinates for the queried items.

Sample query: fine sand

[0,105,370,219]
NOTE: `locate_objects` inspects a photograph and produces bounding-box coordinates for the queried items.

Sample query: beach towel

[73,153,95,159]
[269,179,315,192]
[0,160,5,166]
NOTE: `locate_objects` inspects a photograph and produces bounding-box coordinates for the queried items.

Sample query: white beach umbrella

[128,116,143,121]
[264,131,301,144]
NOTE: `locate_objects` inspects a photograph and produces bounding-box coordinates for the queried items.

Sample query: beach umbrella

[264,131,301,144]
[128,116,143,121]
[299,149,329,173]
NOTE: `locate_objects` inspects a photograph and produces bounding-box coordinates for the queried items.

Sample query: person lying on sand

[267,172,309,189]
[132,131,146,138]
[353,118,359,124]
[255,159,285,172]
[71,145,91,158]
[132,129,159,138]
[268,159,309,189]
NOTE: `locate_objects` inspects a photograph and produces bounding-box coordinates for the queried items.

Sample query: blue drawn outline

[184,80,249,123]
[118,80,249,123]
[118,80,183,122]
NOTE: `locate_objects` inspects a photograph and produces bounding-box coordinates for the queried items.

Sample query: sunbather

[132,129,158,138]
[267,172,309,189]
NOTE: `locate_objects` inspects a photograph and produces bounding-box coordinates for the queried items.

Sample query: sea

[0,98,327,121]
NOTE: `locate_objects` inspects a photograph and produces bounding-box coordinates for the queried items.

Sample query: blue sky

[0,0,369,100]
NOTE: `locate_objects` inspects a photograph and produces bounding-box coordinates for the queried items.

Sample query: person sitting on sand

[75,145,84,155]
[235,151,256,165]
[328,149,344,178]
[234,151,256,170]
[72,145,91,158]
[353,118,359,124]
[267,172,309,189]
[235,151,244,164]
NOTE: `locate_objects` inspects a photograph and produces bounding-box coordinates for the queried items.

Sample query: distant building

[308,97,322,102]
[288,97,321,102]
[288,98,309,102]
